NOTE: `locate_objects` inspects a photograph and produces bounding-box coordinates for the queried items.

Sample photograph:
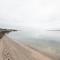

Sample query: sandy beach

[0,35,53,60]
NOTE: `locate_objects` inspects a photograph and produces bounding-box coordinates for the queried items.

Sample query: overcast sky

[0,0,60,30]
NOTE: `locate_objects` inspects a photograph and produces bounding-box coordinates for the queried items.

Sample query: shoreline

[0,35,53,60]
[17,40,58,60]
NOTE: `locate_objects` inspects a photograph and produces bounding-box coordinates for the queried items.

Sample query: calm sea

[7,31,60,56]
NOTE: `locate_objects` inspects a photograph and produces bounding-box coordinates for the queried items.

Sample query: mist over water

[7,28,60,57]
[8,29,60,42]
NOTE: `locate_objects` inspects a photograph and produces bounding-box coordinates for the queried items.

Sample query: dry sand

[0,35,53,60]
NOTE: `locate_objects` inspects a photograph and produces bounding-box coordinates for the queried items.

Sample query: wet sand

[0,35,53,60]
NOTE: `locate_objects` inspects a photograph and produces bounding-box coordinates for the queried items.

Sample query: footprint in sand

[2,48,14,60]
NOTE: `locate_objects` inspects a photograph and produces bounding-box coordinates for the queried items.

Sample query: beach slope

[0,35,53,60]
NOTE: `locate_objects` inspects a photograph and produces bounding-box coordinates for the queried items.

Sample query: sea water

[7,31,60,57]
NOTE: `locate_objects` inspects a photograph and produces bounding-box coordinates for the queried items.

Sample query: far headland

[0,28,17,39]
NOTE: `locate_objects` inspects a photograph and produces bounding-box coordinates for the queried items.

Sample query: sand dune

[0,35,53,60]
